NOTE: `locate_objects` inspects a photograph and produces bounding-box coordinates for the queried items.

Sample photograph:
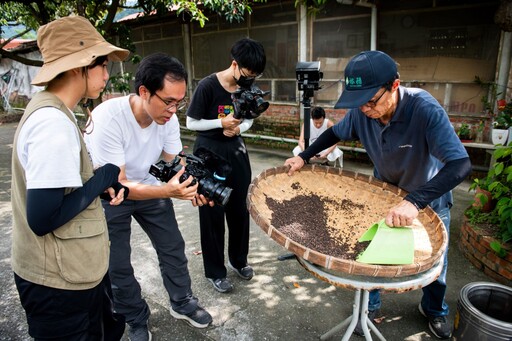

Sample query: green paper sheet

[357,219,414,265]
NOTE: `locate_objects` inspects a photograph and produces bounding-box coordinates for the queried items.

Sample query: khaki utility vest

[11,91,109,290]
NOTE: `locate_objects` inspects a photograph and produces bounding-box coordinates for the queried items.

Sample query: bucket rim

[459,281,512,328]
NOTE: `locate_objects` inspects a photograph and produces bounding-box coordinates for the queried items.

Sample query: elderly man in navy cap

[285,50,471,339]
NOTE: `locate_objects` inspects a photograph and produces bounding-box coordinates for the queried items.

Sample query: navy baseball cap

[334,51,398,109]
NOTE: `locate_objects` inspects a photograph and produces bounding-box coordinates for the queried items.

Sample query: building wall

[122,0,505,145]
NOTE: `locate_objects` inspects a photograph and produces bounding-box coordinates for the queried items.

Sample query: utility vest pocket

[52,198,109,284]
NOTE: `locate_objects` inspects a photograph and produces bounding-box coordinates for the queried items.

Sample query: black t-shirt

[186,74,235,141]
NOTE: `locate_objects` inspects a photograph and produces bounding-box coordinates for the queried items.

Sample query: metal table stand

[297,257,444,341]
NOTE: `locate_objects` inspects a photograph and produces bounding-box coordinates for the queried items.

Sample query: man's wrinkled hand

[385,200,419,227]
[284,156,305,176]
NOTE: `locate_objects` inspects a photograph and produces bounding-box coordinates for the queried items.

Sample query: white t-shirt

[17,107,83,189]
[84,95,182,185]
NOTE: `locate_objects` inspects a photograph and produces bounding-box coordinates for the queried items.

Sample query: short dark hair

[89,55,108,68]
[311,107,326,120]
[134,53,187,96]
[231,38,266,75]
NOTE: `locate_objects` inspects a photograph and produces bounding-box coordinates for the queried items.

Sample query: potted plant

[457,122,472,142]
[490,99,511,145]
[474,77,509,145]
[466,143,512,257]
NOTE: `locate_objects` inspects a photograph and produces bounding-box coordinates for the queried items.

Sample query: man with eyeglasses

[185,38,266,293]
[85,53,212,341]
[285,50,471,339]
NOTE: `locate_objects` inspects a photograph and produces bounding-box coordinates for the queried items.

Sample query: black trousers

[14,273,125,341]
[102,198,198,327]
[194,135,252,279]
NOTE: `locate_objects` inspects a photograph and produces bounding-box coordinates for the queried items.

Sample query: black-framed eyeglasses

[364,88,387,108]
[238,65,262,80]
[153,92,188,111]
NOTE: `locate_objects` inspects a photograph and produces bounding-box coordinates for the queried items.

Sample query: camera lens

[198,178,232,206]
[253,96,269,114]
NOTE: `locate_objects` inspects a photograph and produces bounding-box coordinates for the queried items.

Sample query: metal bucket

[453,282,512,340]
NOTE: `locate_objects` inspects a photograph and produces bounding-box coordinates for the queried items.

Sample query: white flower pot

[492,128,509,145]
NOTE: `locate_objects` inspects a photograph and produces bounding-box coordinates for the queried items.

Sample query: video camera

[232,85,270,119]
[296,61,323,96]
[149,148,232,206]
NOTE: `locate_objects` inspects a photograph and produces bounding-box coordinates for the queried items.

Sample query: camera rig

[149,148,232,206]
[296,61,323,149]
[231,85,270,120]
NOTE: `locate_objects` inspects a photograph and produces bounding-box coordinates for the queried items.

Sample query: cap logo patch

[346,76,363,88]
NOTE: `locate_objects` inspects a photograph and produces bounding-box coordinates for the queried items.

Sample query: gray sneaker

[170,305,213,328]
[128,323,152,341]
[418,303,452,339]
[228,262,254,280]
[207,277,234,293]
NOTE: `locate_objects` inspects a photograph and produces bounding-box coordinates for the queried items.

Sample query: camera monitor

[296,61,323,92]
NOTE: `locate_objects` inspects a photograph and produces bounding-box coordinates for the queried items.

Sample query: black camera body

[149,148,232,206]
[296,61,323,96]
[232,85,270,119]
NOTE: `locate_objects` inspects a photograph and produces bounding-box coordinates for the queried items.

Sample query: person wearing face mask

[285,50,471,339]
[185,38,266,293]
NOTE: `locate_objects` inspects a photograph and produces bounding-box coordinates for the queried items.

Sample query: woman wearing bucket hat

[11,15,130,340]
[285,50,472,339]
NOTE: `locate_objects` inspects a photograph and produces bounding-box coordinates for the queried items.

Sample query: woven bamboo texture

[247,165,448,278]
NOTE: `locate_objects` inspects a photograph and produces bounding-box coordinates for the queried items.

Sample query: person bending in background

[85,53,212,341]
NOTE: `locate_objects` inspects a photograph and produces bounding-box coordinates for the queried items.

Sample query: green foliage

[476,120,485,133]
[475,76,499,115]
[474,76,511,129]
[186,0,267,25]
[1,0,266,93]
[467,143,512,256]
[490,240,508,258]
[0,1,266,32]
[294,0,329,16]
[457,122,472,139]
[107,72,132,95]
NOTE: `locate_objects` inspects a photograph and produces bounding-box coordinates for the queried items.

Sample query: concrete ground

[0,121,495,341]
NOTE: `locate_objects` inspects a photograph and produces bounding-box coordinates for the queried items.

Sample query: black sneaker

[128,323,152,341]
[353,309,378,336]
[228,262,254,280]
[418,303,452,339]
[170,306,213,329]
[207,277,234,293]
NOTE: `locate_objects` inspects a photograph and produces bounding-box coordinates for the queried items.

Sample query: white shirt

[84,95,182,185]
[309,118,329,145]
[17,107,82,189]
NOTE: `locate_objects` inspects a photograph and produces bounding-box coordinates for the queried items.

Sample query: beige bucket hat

[31,15,130,86]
